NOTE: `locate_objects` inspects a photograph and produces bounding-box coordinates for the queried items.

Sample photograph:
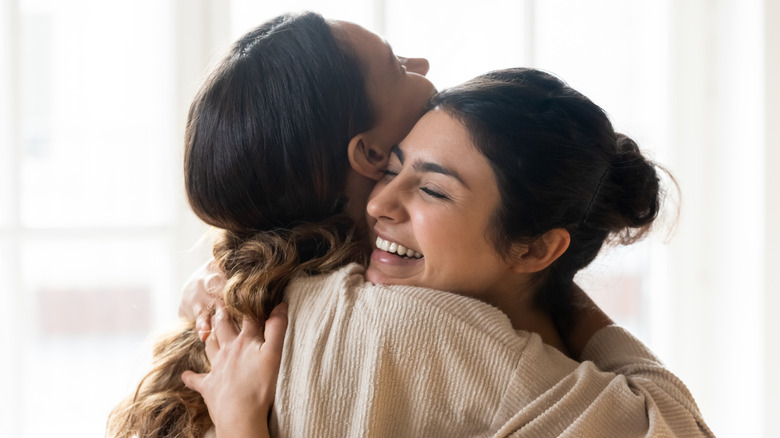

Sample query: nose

[366,180,408,223]
[402,57,430,76]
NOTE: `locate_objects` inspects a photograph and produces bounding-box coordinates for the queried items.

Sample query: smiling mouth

[375,237,423,259]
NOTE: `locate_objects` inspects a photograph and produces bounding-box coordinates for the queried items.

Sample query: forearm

[564,283,614,359]
[566,282,711,435]
[580,325,713,436]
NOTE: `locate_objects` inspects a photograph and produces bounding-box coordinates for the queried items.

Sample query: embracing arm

[572,285,713,436]
[492,284,714,437]
[507,307,712,437]
[492,324,713,437]
[579,325,713,437]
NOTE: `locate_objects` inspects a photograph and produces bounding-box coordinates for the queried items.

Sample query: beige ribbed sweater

[264,264,712,438]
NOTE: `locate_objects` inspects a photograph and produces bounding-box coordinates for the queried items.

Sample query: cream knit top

[259,263,712,437]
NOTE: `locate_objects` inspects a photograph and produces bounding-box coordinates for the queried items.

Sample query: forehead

[398,111,499,202]
[402,112,488,167]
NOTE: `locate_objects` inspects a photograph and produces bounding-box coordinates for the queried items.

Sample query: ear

[510,228,571,274]
[348,133,390,181]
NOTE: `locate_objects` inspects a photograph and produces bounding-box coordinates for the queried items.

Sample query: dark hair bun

[606,133,661,244]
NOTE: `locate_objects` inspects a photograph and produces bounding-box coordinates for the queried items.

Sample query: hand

[181,301,288,438]
[179,259,226,339]
[564,283,614,359]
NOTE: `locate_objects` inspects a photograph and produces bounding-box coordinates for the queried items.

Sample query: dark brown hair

[430,68,665,325]
[108,11,374,437]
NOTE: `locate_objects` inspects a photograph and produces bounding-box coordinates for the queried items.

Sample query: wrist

[215,419,270,438]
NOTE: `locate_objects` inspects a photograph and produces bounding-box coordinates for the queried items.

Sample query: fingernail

[277,302,288,315]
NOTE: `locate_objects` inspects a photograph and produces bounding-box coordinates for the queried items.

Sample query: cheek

[391,88,431,138]
[413,210,461,254]
[387,111,420,145]
[430,215,496,262]
[412,79,435,110]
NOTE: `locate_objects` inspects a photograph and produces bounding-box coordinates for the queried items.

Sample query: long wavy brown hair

[106,11,374,437]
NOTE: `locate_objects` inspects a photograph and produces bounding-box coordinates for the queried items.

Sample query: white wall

[667,1,773,436]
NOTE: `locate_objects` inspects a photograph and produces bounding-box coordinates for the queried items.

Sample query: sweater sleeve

[491,326,714,437]
[578,326,715,437]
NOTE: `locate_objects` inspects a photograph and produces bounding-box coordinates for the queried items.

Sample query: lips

[374,236,423,258]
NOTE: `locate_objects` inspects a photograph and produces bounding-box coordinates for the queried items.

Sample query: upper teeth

[375,237,423,258]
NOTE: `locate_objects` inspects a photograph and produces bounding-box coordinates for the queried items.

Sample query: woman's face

[365,109,522,302]
[333,21,435,149]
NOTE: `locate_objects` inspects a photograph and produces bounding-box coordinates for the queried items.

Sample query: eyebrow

[391,145,468,187]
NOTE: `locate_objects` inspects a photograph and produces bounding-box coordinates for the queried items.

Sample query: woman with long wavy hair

[107,11,434,437]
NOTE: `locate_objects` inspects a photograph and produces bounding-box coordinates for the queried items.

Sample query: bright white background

[0,1,777,437]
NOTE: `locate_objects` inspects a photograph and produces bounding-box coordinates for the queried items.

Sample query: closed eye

[420,187,449,200]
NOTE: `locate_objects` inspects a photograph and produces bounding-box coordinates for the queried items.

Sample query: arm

[492,326,713,437]
[501,283,713,436]
[563,283,614,359]
[182,301,288,438]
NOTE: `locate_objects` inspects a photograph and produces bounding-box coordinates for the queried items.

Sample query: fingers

[203,300,243,360]
[181,370,206,394]
[213,301,239,345]
[200,301,288,361]
[240,315,262,341]
[204,326,220,360]
[196,311,212,340]
[236,302,289,343]
[261,302,288,354]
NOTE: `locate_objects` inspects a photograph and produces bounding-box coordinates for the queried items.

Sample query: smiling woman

[107,11,437,438]
[365,111,574,351]
[366,68,667,353]
[189,67,713,437]
[366,115,525,304]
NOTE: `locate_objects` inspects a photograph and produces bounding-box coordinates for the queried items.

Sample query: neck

[494,284,571,357]
[511,306,570,356]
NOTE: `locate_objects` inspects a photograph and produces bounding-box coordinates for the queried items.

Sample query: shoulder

[284,264,529,368]
[580,325,664,371]
[277,266,535,437]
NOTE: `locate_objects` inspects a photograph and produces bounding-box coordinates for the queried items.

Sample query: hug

[109,11,712,438]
